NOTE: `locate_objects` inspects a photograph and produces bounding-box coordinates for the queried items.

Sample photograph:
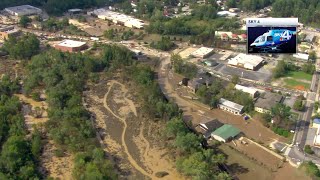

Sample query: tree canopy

[2,34,40,60]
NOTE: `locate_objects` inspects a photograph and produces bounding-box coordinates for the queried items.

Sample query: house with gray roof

[254,92,284,113]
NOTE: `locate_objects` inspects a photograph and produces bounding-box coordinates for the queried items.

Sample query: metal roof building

[195,119,224,139]
[235,84,259,98]
[4,5,42,16]
[218,98,244,115]
[211,124,241,142]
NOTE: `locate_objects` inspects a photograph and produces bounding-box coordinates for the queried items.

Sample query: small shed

[313,118,320,129]
[211,124,240,142]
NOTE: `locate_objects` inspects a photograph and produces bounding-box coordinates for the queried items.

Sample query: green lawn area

[284,79,311,90]
[287,71,313,81]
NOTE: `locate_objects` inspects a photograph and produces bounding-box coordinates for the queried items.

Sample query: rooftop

[217,11,237,17]
[235,84,258,95]
[190,47,214,57]
[5,5,42,16]
[219,98,244,112]
[255,92,283,110]
[57,39,86,48]
[228,53,264,67]
[293,53,309,60]
[195,119,224,138]
[211,124,241,140]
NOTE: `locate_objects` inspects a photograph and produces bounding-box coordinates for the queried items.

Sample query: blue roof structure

[314,118,320,124]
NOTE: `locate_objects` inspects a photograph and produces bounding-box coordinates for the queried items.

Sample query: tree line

[0,75,41,179]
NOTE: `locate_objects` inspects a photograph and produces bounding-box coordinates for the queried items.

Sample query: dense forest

[0,75,41,179]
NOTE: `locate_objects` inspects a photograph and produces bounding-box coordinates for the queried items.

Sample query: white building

[314,127,320,146]
[190,47,214,59]
[217,11,237,17]
[5,5,42,16]
[228,53,264,70]
[90,8,144,29]
[218,98,244,115]
[235,84,259,98]
[293,53,309,61]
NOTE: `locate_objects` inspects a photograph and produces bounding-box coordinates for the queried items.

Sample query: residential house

[235,84,259,98]
[254,93,284,113]
[195,119,224,139]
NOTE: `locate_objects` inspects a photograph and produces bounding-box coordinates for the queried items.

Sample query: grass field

[287,71,313,81]
[284,79,311,90]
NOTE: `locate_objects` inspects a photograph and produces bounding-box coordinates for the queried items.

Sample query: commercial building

[228,53,264,70]
[218,98,244,115]
[0,26,20,40]
[293,53,309,61]
[54,39,87,52]
[190,47,214,59]
[235,84,259,98]
[4,5,42,17]
[313,118,320,129]
[211,124,241,142]
[90,9,144,29]
[254,93,284,113]
[195,119,224,139]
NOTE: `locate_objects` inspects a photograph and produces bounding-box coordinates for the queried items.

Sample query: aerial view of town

[1,0,320,179]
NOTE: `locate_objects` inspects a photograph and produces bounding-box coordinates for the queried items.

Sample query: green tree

[304,145,314,154]
[174,133,202,154]
[309,51,317,61]
[165,117,188,138]
[231,74,240,84]
[271,103,291,126]
[226,0,237,8]
[273,60,288,78]
[302,63,315,74]
[19,16,31,28]
[293,99,304,111]
[104,29,115,40]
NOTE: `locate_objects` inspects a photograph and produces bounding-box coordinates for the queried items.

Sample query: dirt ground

[227,137,284,171]
[0,59,21,79]
[15,93,73,179]
[84,77,183,179]
[220,144,310,180]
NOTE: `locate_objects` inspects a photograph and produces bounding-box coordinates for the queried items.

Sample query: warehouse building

[235,84,259,98]
[54,40,87,52]
[0,26,20,40]
[254,93,283,114]
[4,5,42,17]
[90,9,144,29]
[211,124,241,143]
[190,47,214,59]
[218,98,244,115]
[228,53,264,70]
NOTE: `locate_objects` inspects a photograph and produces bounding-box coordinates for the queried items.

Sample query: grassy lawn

[287,71,313,81]
[284,79,310,90]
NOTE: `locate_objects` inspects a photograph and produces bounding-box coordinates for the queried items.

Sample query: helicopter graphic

[249,29,296,53]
